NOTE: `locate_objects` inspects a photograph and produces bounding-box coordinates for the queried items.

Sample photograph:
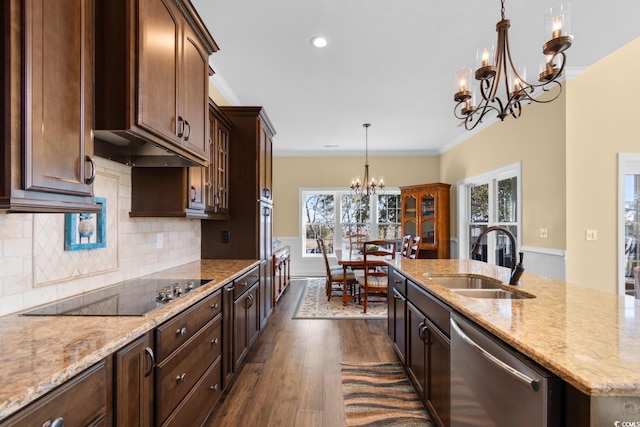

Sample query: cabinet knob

[211,302,220,310]
[210,384,219,391]
[176,373,187,383]
[211,338,219,346]
[176,327,187,337]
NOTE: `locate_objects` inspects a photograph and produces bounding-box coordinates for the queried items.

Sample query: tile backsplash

[0,158,201,316]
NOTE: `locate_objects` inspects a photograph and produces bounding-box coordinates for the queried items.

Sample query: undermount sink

[425,274,503,290]
[452,289,535,299]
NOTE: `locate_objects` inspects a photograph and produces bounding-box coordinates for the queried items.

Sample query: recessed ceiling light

[310,36,328,48]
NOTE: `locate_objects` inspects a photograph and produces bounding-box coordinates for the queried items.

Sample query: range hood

[94,131,207,168]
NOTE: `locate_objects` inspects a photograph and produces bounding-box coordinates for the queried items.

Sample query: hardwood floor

[204,278,398,427]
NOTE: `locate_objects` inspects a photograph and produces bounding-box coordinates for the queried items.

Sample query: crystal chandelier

[350,123,384,196]
[454,1,572,130]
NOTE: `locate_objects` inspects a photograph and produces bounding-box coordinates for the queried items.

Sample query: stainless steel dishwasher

[450,314,562,427]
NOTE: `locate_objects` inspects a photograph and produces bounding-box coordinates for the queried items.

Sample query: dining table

[335,249,394,306]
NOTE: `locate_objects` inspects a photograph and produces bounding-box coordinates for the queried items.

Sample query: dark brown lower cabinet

[407,301,428,398]
[222,282,235,388]
[114,333,154,426]
[391,288,407,364]
[233,281,260,370]
[0,360,112,426]
[397,275,451,427]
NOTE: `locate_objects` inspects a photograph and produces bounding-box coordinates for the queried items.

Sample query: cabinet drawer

[162,357,223,427]
[156,290,222,360]
[157,316,222,425]
[390,268,407,296]
[233,266,260,300]
[0,361,110,427]
[407,280,450,337]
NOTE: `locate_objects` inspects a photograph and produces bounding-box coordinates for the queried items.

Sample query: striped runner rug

[341,362,433,426]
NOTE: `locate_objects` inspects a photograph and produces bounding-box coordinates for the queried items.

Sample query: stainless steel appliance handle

[450,318,540,391]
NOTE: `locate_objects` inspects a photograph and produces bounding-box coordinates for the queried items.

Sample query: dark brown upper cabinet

[93,0,218,167]
[1,0,100,213]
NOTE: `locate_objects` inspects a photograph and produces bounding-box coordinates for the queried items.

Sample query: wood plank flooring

[204,278,398,427]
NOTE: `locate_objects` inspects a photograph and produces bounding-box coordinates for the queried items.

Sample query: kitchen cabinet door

[391,288,407,364]
[406,301,427,400]
[114,333,154,427]
[2,0,98,213]
[425,318,451,427]
[180,23,210,159]
[137,0,180,147]
[205,101,233,218]
[233,282,260,370]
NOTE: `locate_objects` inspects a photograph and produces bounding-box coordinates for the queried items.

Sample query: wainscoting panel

[520,246,566,281]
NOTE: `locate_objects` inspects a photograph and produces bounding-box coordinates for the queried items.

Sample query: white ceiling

[191,0,640,156]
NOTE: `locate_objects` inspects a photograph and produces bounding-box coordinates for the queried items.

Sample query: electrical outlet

[539,228,549,239]
[156,233,164,249]
[221,230,230,243]
[586,229,598,241]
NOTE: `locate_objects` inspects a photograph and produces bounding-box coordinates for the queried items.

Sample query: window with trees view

[459,163,521,266]
[302,190,401,256]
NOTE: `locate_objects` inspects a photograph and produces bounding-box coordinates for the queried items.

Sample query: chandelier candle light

[350,123,384,196]
[454,0,572,130]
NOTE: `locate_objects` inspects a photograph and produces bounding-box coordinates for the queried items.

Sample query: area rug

[293,278,387,319]
[341,362,432,427]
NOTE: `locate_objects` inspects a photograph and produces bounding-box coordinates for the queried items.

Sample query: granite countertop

[0,259,259,421]
[394,258,640,397]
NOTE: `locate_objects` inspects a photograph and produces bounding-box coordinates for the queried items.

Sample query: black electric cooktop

[22,278,212,316]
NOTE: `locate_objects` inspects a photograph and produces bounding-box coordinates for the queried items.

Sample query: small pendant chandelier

[350,123,384,196]
[453,0,573,130]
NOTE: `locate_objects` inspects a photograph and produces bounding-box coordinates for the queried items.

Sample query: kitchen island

[0,259,258,422]
[392,258,640,424]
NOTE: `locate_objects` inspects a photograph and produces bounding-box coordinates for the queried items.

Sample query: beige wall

[273,155,440,237]
[440,87,567,251]
[565,37,640,292]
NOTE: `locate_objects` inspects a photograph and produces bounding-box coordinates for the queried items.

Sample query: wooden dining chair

[348,232,368,255]
[409,235,421,259]
[317,238,358,301]
[400,234,412,258]
[357,240,397,313]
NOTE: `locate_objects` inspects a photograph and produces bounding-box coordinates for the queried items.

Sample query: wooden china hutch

[400,183,451,259]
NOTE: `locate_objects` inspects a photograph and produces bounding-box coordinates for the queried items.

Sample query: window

[458,163,521,266]
[302,190,401,256]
